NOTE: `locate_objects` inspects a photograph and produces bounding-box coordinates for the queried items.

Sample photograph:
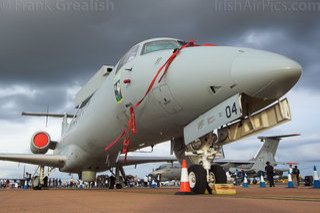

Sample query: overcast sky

[0,0,319,180]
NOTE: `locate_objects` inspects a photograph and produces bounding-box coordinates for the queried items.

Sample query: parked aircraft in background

[152,134,299,181]
[0,38,301,193]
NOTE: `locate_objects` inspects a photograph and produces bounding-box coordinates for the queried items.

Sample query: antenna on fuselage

[45,105,49,127]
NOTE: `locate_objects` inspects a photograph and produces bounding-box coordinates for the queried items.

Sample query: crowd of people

[232,162,301,187]
[1,163,303,190]
[47,178,63,188]
[0,179,17,188]
[0,174,160,189]
[83,174,160,189]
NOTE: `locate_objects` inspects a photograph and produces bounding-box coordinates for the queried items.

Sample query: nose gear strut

[185,132,223,188]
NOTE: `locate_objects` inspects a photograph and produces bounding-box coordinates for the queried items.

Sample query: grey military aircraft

[0,38,301,194]
[152,134,299,181]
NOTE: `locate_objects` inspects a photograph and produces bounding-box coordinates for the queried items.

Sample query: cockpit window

[141,40,181,55]
[115,44,139,73]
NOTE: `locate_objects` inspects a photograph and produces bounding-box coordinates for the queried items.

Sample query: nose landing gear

[184,133,227,194]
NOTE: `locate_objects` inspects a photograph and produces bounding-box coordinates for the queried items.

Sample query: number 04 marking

[225,102,237,118]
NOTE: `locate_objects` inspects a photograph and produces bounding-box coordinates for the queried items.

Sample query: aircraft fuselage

[55,38,301,173]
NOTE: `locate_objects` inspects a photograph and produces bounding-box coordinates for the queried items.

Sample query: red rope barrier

[105,40,215,164]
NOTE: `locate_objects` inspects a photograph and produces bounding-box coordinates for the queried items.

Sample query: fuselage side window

[115,44,139,73]
[141,40,180,55]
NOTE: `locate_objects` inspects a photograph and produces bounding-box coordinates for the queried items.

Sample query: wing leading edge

[0,154,66,168]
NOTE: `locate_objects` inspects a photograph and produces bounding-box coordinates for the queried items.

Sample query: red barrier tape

[105,130,126,151]
[105,40,215,164]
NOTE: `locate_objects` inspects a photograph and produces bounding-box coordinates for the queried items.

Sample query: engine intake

[30,131,51,154]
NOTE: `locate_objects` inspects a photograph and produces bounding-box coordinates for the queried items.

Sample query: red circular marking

[34,133,49,148]
[123,79,131,84]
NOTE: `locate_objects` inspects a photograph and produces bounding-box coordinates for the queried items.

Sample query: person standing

[292,165,300,186]
[236,170,242,185]
[70,177,74,188]
[265,161,275,187]
[105,176,109,188]
[94,178,97,188]
[25,172,29,188]
[289,165,293,177]
[290,164,297,185]
[144,175,148,187]
[157,174,161,187]
[137,178,140,187]
[148,175,152,187]
[241,169,245,183]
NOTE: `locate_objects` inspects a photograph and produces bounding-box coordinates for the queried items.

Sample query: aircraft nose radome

[231,49,302,100]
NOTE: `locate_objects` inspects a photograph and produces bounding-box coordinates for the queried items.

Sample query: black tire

[109,178,115,189]
[115,184,122,189]
[188,165,207,194]
[33,186,42,190]
[252,179,257,184]
[210,165,227,184]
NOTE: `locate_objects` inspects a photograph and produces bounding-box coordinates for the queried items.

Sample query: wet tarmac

[0,185,319,212]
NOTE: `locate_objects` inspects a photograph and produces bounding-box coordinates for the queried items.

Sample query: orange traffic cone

[175,159,194,195]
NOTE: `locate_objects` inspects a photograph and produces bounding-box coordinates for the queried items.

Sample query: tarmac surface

[0,185,319,213]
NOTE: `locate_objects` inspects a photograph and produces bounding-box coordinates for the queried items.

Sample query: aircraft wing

[117,155,177,166]
[0,154,66,168]
[214,159,254,165]
[276,161,288,165]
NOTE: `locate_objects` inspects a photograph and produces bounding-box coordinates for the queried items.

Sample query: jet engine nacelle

[30,131,52,154]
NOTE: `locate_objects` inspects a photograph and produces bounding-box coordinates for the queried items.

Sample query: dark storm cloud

[0,0,319,114]
[0,85,75,121]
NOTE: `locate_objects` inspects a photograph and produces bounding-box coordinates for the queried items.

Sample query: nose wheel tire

[210,164,227,184]
[188,165,207,194]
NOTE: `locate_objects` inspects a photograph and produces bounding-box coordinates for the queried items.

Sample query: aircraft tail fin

[251,134,300,172]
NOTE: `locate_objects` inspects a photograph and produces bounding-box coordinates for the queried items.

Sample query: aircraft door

[152,83,182,114]
[121,62,182,115]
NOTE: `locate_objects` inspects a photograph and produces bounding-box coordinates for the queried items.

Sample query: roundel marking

[34,132,49,148]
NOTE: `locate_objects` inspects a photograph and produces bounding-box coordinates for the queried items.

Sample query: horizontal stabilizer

[22,112,74,118]
[117,155,177,166]
[0,154,66,168]
[258,134,300,140]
